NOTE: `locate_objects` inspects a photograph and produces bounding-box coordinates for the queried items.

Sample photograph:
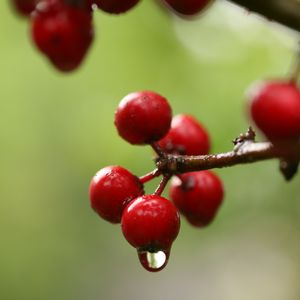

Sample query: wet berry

[249,81,300,142]
[121,195,180,271]
[31,0,94,72]
[89,166,144,224]
[158,114,210,155]
[163,0,211,16]
[11,0,38,16]
[122,195,180,250]
[92,0,140,14]
[170,171,224,227]
[115,91,172,145]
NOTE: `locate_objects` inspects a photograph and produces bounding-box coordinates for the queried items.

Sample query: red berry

[89,166,144,224]
[92,0,139,14]
[115,91,172,145]
[170,171,224,227]
[158,114,210,155]
[11,0,38,16]
[31,0,94,72]
[249,81,300,142]
[122,194,180,272]
[163,0,211,16]
[121,195,180,251]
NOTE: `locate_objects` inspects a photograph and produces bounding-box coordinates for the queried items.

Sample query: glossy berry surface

[115,91,172,145]
[249,81,300,141]
[12,0,38,16]
[89,166,144,223]
[170,171,224,227]
[93,0,140,14]
[121,195,180,251]
[31,0,94,72]
[158,114,210,155]
[163,0,211,16]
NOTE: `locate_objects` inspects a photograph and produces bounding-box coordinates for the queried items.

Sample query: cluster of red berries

[11,0,212,72]
[89,91,224,272]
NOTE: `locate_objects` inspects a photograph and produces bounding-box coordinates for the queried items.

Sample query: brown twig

[156,128,300,175]
[228,0,300,32]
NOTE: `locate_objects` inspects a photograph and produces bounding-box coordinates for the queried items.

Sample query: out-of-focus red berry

[11,0,38,16]
[249,80,300,142]
[31,0,94,72]
[163,0,211,16]
[91,0,140,14]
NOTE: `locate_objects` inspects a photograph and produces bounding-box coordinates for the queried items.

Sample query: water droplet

[137,249,170,272]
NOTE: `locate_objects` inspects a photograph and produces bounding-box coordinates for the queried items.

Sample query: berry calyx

[158,114,210,155]
[89,166,144,223]
[31,0,94,72]
[121,195,180,271]
[11,0,38,16]
[169,171,224,227]
[249,80,300,142]
[163,0,212,16]
[115,91,172,145]
[92,0,140,14]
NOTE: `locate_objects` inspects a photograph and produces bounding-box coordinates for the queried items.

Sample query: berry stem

[228,0,300,32]
[156,128,300,176]
[154,175,171,196]
[139,168,161,184]
[151,143,165,157]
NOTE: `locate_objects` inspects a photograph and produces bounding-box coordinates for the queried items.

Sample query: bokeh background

[1,1,300,299]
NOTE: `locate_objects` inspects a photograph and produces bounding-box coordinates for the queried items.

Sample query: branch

[139,168,161,184]
[154,175,172,196]
[227,0,300,32]
[156,128,300,176]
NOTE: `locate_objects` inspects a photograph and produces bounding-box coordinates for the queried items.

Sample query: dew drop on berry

[137,249,169,272]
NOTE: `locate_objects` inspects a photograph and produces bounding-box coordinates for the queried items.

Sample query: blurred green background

[1,1,300,299]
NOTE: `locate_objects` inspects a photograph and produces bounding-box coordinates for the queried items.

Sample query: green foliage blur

[1,1,300,299]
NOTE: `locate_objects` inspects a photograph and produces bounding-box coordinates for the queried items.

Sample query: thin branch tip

[228,0,300,32]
